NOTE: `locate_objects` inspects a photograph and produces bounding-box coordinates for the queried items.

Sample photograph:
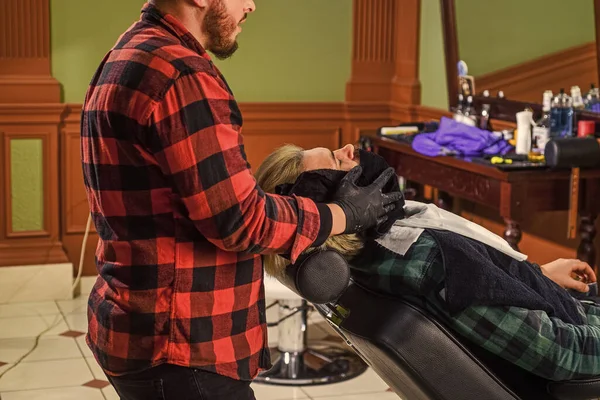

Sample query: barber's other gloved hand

[332,166,403,234]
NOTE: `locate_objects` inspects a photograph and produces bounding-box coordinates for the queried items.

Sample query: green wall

[456,0,595,76]
[419,0,596,109]
[419,0,449,110]
[50,0,352,103]
[11,140,44,232]
[419,0,595,109]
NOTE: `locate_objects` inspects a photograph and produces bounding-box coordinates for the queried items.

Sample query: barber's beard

[203,0,240,60]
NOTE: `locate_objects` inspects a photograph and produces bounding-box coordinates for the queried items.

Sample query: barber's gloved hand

[332,166,403,234]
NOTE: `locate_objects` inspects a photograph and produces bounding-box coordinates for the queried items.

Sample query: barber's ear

[189,0,208,8]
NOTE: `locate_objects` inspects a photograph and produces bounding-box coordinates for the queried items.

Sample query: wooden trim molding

[4,131,52,239]
[346,0,421,106]
[0,0,60,103]
[60,104,98,276]
[475,43,598,104]
[0,104,68,267]
[440,0,459,109]
[414,104,517,131]
[344,0,422,145]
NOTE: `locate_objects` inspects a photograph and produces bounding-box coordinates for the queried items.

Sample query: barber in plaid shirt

[80,1,402,399]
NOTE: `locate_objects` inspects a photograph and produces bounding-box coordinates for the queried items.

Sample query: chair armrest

[276,250,351,304]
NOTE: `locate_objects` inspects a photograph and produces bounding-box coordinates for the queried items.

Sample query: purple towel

[412,117,513,158]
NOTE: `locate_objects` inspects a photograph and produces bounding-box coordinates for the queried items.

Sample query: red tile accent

[83,379,111,389]
[59,330,85,338]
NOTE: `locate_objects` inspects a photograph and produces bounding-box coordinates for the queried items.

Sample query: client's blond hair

[254,144,364,278]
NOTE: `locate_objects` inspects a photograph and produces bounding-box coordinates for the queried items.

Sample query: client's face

[276,144,404,236]
[302,144,359,172]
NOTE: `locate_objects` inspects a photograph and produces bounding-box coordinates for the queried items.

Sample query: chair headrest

[277,250,351,304]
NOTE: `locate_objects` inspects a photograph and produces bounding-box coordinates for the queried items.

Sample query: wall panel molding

[60,104,98,276]
[0,104,68,267]
[346,0,421,106]
[5,133,48,237]
[0,0,60,103]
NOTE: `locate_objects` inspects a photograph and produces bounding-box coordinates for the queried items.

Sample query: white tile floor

[0,277,399,400]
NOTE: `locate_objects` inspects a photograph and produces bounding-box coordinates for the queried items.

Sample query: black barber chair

[274,249,600,400]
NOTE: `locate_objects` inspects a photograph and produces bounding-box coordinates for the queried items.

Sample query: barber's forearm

[327,203,346,236]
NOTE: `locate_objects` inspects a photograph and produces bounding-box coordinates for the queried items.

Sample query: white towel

[375,201,527,261]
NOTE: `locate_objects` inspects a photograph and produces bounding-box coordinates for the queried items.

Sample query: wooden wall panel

[5,134,47,237]
[345,0,421,145]
[238,102,345,167]
[0,105,68,267]
[0,0,60,103]
[243,128,341,170]
[60,104,98,276]
[347,0,421,105]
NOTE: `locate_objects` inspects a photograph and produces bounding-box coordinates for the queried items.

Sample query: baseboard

[0,262,74,304]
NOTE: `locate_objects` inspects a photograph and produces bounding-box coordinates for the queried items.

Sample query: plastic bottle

[532,90,553,153]
[550,89,574,138]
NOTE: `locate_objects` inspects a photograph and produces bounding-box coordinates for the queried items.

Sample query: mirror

[441,0,600,115]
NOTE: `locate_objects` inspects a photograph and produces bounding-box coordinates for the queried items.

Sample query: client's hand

[540,258,597,293]
[332,166,403,234]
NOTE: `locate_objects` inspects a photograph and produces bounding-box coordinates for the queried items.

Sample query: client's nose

[341,144,355,159]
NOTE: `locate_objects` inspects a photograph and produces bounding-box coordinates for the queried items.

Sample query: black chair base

[255,343,367,386]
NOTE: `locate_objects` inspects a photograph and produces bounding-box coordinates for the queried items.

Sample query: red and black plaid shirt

[81,3,331,381]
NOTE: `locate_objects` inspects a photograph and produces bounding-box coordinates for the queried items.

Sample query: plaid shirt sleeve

[446,298,600,381]
[148,62,329,262]
[355,231,600,382]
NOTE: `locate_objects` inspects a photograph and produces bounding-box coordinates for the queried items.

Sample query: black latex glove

[332,166,403,234]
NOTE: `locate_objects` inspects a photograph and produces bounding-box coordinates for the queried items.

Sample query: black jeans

[106,364,256,400]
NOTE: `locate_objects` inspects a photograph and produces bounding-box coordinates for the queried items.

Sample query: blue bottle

[562,92,574,137]
[550,90,563,138]
[550,89,574,138]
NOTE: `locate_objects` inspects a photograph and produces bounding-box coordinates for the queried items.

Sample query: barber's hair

[254,144,364,278]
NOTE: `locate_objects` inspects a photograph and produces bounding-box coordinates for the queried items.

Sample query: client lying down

[254,143,600,382]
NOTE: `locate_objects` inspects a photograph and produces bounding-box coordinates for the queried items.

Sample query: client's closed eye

[330,151,343,169]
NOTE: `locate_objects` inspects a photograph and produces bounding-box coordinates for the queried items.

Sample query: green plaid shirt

[351,231,600,382]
